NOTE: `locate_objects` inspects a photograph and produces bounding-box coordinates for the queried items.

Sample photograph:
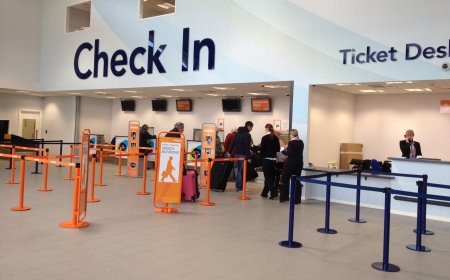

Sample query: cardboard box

[340,143,363,152]
[340,152,363,170]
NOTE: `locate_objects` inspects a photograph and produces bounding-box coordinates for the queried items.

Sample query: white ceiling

[0,81,292,100]
[318,79,450,95]
[3,79,450,100]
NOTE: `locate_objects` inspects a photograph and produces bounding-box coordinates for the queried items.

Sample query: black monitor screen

[152,99,167,111]
[121,100,135,111]
[222,99,241,112]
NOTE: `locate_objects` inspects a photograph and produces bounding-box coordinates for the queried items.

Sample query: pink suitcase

[182,170,200,202]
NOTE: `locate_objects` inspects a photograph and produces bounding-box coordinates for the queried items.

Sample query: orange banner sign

[127,121,140,177]
[78,129,90,222]
[440,100,450,113]
[154,134,185,206]
[200,123,216,187]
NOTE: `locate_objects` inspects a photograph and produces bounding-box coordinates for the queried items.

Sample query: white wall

[0,93,43,135]
[0,0,42,90]
[110,95,290,144]
[308,87,355,167]
[79,97,112,142]
[309,89,450,166]
[42,96,77,154]
[354,93,450,161]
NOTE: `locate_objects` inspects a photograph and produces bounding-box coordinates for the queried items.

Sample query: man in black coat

[229,121,253,192]
[280,129,304,203]
[166,122,184,138]
[139,124,156,157]
[399,129,422,158]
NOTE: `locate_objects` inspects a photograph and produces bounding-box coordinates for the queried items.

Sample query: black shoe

[279,199,288,203]
[260,193,268,198]
[269,194,278,200]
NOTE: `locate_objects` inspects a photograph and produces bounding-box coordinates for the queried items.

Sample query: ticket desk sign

[153,132,185,213]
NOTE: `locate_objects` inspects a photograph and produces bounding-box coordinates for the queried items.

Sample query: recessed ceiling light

[212,87,236,90]
[124,90,138,93]
[94,91,107,94]
[16,90,30,93]
[206,93,221,97]
[160,95,173,97]
[30,94,42,97]
[104,96,116,99]
[171,88,192,92]
[131,95,143,98]
[67,92,81,95]
[359,90,384,93]
[157,4,170,9]
[165,3,175,8]
[424,88,432,92]
[405,89,423,92]
[262,84,288,89]
[248,92,269,96]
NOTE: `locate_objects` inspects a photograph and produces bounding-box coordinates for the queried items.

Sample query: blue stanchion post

[349,169,367,223]
[279,176,302,248]
[317,173,337,234]
[413,175,434,235]
[372,188,400,272]
[407,180,431,252]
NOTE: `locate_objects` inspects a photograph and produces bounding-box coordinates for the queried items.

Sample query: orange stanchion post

[194,153,199,171]
[115,153,123,176]
[38,149,53,192]
[88,155,100,202]
[6,147,18,185]
[11,156,31,211]
[138,153,151,195]
[65,145,74,180]
[201,158,216,206]
[60,163,89,228]
[95,148,107,186]
[238,158,251,200]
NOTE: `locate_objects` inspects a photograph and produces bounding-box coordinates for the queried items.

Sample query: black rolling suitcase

[210,161,234,192]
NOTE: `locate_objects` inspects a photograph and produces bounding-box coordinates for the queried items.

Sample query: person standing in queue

[166,122,184,138]
[280,129,304,204]
[260,124,280,199]
[139,124,156,157]
[229,121,253,192]
[400,129,422,159]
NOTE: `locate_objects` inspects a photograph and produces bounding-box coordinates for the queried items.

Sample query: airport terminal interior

[2,0,450,279]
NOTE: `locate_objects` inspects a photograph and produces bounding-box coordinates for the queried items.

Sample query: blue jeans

[235,154,246,191]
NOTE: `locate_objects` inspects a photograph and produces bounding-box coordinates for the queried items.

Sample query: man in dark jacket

[139,124,156,157]
[166,122,184,138]
[229,121,253,192]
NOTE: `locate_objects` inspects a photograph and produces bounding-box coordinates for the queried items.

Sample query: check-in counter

[389,157,450,221]
[304,161,450,221]
[304,167,393,210]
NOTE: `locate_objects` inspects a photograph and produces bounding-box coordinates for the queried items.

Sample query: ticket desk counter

[304,161,450,221]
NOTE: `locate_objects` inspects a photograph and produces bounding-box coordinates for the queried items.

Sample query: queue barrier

[184,156,251,205]
[281,169,450,273]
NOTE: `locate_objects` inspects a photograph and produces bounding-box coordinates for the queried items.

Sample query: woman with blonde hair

[280,129,304,204]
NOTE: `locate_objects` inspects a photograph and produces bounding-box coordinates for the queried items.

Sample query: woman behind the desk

[399,129,422,158]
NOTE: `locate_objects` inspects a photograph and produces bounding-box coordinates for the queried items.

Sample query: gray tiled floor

[1,160,449,279]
